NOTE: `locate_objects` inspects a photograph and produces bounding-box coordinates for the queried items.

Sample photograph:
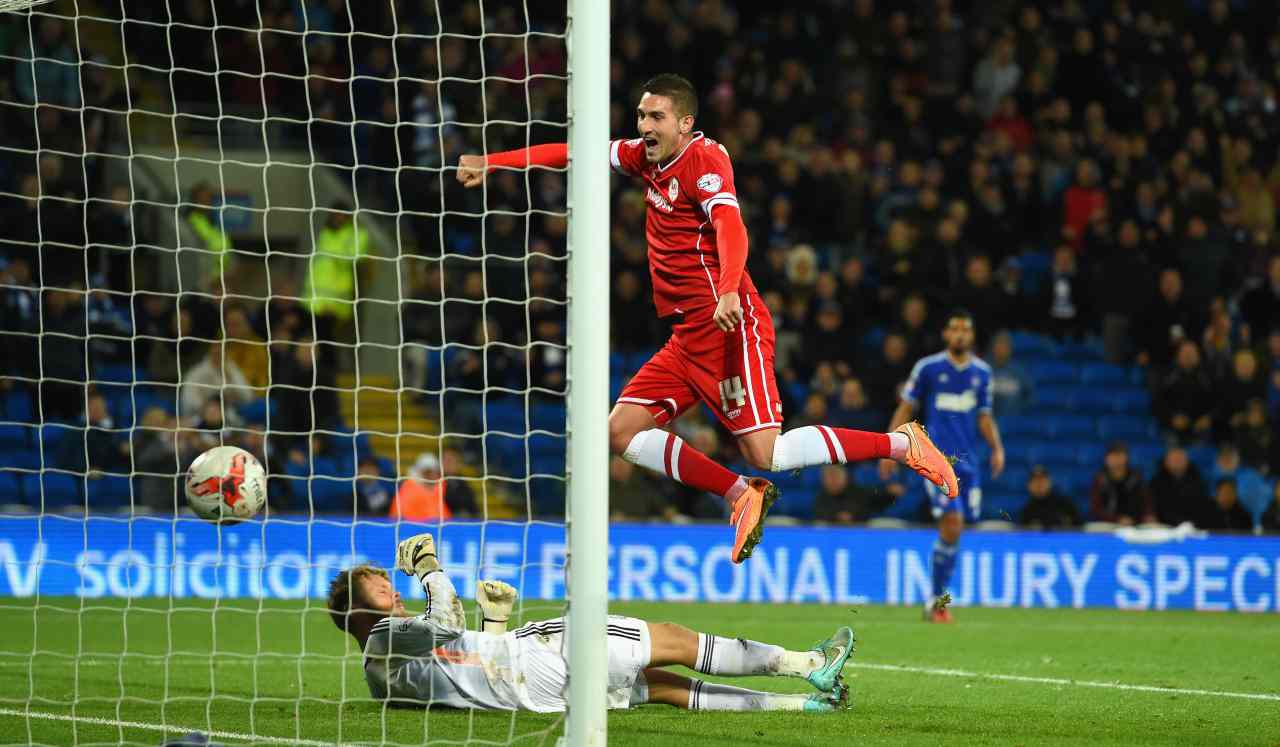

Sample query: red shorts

[617,292,783,435]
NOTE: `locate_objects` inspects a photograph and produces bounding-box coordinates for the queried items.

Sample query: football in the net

[184,446,267,523]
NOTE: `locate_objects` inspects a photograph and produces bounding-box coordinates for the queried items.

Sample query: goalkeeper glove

[395,533,441,578]
[476,579,517,634]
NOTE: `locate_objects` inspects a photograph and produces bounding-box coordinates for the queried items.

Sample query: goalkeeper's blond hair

[327,564,389,633]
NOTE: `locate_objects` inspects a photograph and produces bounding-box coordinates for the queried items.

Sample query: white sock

[686,679,771,711]
[695,633,821,677]
[888,432,909,460]
[725,476,749,504]
[769,426,836,471]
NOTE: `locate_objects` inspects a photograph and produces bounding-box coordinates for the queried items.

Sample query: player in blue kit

[888,309,1005,622]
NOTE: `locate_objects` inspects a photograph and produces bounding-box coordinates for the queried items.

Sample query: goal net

[0,0,609,744]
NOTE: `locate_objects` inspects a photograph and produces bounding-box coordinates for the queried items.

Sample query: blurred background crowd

[1,0,1279,531]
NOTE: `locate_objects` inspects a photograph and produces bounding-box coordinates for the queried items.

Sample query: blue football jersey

[901,352,993,468]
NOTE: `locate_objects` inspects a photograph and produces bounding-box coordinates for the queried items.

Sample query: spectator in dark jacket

[1155,340,1215,443]
[1240,255,1280,340]
[1215,350,1267,440]
[1198,479,1255,531]
[814,465,889,524]
[1039,245,1090,340]
[1090,442,1155,524]
[1261,482,1280,533]
[1136,269,1198,372]
[1021,466,1080,529]
[1148,447,1209,526]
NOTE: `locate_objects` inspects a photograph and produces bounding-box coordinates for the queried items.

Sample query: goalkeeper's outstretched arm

[396,533,465,631]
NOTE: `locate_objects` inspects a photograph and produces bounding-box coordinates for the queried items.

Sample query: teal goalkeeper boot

[802,680,850,713]
[806,626,855,692]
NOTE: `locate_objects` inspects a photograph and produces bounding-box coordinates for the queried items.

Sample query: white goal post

[564,0,610,743]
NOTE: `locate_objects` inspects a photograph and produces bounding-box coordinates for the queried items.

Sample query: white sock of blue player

[694,633,822,677]
[686,679,810,711]
[931,538,959,602]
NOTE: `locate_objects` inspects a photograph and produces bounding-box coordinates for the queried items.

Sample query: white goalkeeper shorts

[512,615,652,712]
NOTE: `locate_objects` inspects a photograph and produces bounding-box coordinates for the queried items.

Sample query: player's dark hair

[642,73,698,119]
[327,564,389,634]
[947,308,974,325]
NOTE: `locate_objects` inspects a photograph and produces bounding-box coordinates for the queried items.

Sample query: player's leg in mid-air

[636,620,854,712]
[924,464,980,622]
[611,341,777,564]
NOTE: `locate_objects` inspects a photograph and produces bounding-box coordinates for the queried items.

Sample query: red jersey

[609,132,758,317]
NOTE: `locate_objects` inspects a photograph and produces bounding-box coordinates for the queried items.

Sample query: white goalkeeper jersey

[362,571,652,712]
[362,571,527,711]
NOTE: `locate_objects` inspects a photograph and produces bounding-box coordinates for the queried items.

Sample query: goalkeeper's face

[361,574,407,617]
[636,93,693,163]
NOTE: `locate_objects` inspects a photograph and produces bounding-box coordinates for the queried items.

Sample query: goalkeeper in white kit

[328,533,854,713]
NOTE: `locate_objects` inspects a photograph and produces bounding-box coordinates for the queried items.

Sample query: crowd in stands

[2,0,1280,530]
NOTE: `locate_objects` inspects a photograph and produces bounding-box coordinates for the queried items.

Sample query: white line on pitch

[0,707,362,746]
[847,662,1280,702]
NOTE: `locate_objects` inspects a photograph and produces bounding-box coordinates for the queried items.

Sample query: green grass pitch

[0,598,1277,745]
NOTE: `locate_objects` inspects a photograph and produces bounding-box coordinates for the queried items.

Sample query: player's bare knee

[940,513,964,542]
[608,417,639,455]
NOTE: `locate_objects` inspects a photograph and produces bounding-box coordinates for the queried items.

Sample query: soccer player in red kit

[458,74,958,564]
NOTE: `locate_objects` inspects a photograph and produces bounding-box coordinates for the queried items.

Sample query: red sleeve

[609,138,647,176]
[696,141,745,295]
[712,206,748,295]
[484,143,568,171]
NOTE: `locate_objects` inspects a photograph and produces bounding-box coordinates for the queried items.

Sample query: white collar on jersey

[656,131,705,173]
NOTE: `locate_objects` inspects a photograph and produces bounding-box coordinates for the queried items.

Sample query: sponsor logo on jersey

[668,178,680,202]
[697,173,723,193]
[935,390,978,413]
[645,186,675,212]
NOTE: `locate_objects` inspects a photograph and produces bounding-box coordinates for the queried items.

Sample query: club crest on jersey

[697,173,723,193]
[668,178,680,202]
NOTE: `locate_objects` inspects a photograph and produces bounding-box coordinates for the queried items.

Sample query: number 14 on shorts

[719,376,746,415]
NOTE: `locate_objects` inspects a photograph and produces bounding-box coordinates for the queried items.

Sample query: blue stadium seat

[1052,467,1096,496]
[527,476,566,517]
[1110,388,1152,415]
[1096,416,1155,442]
[2,389,35,422]
[307,478,355,513]
[376,457,395,478]
[982,490,1028,521]
[40,423,79,454]
[1074,442,1106,468]
[1033,386,1076,411]
[1056,339,1104,361]
[1027,361,1079,385]
[1079,363,1129,386]
[484,401,526,434]
[1126,443,1166,474]
[1071,389,1121,414]
[1044,415,1095,440]
[609,352,627,376]
[530,403,566,434]
[880,483,927,521]
[528,432,566,459]
[1009,331,1056,358]
[1186,444,1216,476]
[531,453,565,478]
[237,398,276,426]
[0,473,19,505]
[20,473,81,509]
[0,450,40,471]
[989,466,1030,493]
[85,475,133,511]
[1000,415,1042,441]
[0,424,29,448]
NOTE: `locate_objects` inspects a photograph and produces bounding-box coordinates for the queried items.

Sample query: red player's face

[359,574,406,617]
[636,92,691,163]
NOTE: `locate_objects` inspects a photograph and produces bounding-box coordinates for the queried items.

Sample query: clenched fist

[395,533,440,577]
[476,579,517,634]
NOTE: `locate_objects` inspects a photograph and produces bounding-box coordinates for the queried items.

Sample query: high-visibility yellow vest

[305,221,370,320]
[187,211,233,280]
